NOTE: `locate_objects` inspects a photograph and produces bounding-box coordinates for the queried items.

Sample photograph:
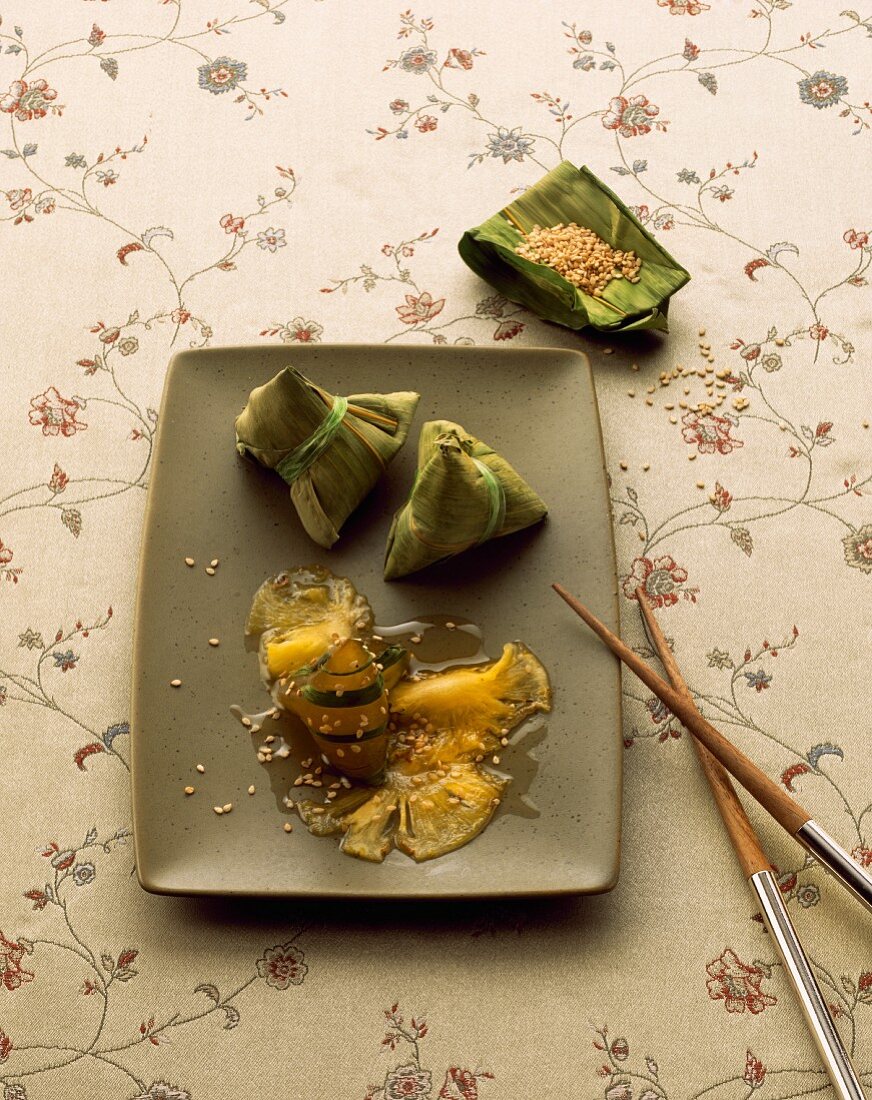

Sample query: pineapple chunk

[390,642,550,742]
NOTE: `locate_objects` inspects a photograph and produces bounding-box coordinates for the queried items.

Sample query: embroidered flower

[657,0,710,11]
[278,317,323,343]
[844,229,869,250]
[485,126,535,163]
[95,169,118,187]
[654,212,674,230]
[99,327,120,344]
[681,410,744,455]
[118,336,139,356]
[172,308,191,324]
[72,862,96,886]
[52,650,78,672]
[0,686,7,706]
[797,883,820,908]
[0,930,34,992]
[852,846,872,867]
[743,668,772,693]
[28,388,87,437]
[440,1068,488,1100]
[475,295,508,319]
[622,555,690,608]
[0,78,60,121]
[706,949,776,1014]
[606,1085,632,1100]
[256,942,308,989]
[843,525,872,575]
[415,114,438,132]
[384,1064,432,1100]
[0,1028,11,1064]
[445,48,475,70]
[220,213,245,234]
[396,291,445,325]
[744,1052,766,1089]
[629,204,651,223]
[198,56,248,94]
[646,695,671,724]
[256,227,286,253]
[493,318,524,341]
[7,188,32,212]
[602,95,661,138]
[808,322,829,341]
[760,352,782,372]
[711,184,734,202]
[0,539,13,566]
[398,46,437,74]
[35,194,56,215]
[798,70,848,109]
[389,98,410,114]
[131,1085,191,1100]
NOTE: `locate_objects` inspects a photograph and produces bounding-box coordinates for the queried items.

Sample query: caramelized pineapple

[246,566,373,677]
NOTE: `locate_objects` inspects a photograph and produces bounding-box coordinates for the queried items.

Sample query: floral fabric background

[1,1,871,1096]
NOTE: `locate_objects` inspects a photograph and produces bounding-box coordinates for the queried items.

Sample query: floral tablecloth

[2,2,871,1097]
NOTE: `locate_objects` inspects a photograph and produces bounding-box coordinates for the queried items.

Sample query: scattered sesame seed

[627,390,635,398]
[205,567,216,576]
[351,745,361,754]
[209,638,220,647]
[248,785,256,795]
[698,328,706,337]
[284,822,293,832]
[619,461,628,471]
[311,807,325,815]
[664,403,675,410]
[446,622,456,630]
[688,453,697,462]
[213,806,223,815]
[492,755,501,765]
[241,716,252,728]
[642,463,650,472]
[196,764,205,773]
[646,386,655,394]
[184,786,195,795]
[631,363,639,372]
[696,481,705,489]
[603,347,614,355]
[210,558,219,568]
[645,399,654,407]
[669,416,678,424]
[257,752,266,762]
[222,803,232,813]
[265,735,275,744]
[184,557,195,567]
[775,338,784,347]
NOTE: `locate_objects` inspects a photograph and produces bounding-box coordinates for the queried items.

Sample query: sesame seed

[213,806,223,815]
[205,567,215,576]
[642,463,650,471]
[248,785,256,795]
[196,764,205,773]
[210,559,219,568]
[645,399,653,407]
[241,716,252,728]
[184,786,195,795]
[669,416,678,424]
[646,386,655,394]
[775,338,784,347]
[446,621,456,630]
[170,678,182,687]
[184,557,195,567]
[696,481,705,489]
[603,348,614,355]
[265,735,275,744]
[209,638,219,647]
[351,745,361,754]
[284,822,293,832]
[492,755,501,764]
[627,390,635,398]
[688,453,697,461]
[257,752,266,762]
[619,461,628,471]
[311,807,325,815]
[664,403,674,410]
[631,363,639,372]
[864,421,870,429]
[222,803,232,813]
[698,328,706,337]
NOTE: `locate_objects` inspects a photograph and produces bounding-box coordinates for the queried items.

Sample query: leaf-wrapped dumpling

[235,367,420,548]
[384,420,547,580]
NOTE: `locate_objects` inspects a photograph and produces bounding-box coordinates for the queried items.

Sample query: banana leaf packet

[235,367,420,549]
[384,419,547,580]
[458,160,690,334]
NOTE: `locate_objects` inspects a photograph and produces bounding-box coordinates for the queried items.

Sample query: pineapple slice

[295,764,507,863]
[246,566,373,677]
[390,641,550,747]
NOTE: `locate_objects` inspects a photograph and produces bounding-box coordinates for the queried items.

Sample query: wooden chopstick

[551,583,812,836]
[635,587,771,878]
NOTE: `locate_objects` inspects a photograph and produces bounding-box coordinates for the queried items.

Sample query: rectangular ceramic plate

[132,345,621,898]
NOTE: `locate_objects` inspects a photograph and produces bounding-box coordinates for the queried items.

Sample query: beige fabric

[1,2,871,1097]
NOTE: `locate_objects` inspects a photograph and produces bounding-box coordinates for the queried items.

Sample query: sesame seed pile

[515,222,642,296]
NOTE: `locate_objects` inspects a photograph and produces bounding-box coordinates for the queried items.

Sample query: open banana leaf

[458,161,690,334]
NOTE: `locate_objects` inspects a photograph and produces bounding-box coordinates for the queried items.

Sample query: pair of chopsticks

[554,583,868,1100]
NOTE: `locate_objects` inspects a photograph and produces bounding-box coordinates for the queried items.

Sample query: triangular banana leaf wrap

[458,161,690,334]
[384,419,547,580]
[235,367,420,548]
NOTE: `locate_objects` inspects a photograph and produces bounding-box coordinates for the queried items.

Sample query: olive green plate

[132,344,622,898]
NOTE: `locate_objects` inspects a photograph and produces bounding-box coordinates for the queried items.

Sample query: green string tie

[274,396,348,484]
[472,458,506,544]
